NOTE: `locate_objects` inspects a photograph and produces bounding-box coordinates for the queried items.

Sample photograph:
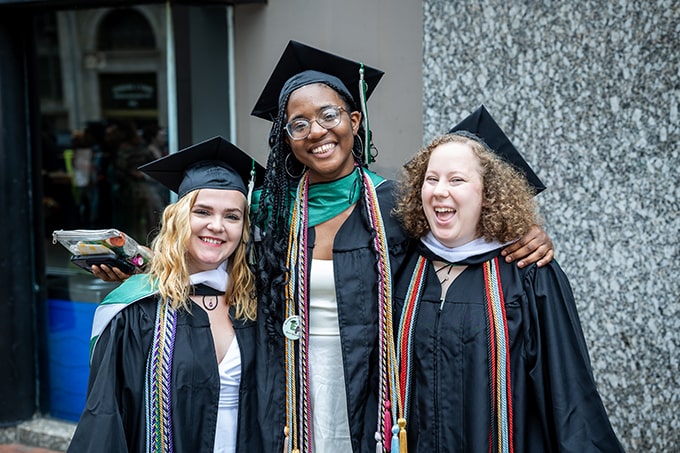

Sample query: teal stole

[89,274,177,453]
[250,166,385,227]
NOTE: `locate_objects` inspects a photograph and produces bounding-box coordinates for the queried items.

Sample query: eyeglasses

[285,106,347,140]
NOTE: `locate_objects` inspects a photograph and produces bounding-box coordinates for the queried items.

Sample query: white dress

[213,337,240,453]
[309,259,352,452]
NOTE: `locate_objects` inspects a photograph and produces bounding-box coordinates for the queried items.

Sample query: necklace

[201,296,218,311]
[192,283,224,311]
[435,263,454,284]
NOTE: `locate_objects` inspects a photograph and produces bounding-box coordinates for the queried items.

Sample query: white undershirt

[309,259,352,452]
[213,336,240,453]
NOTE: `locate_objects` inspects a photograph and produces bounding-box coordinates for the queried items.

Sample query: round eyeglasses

[285,106,347,140]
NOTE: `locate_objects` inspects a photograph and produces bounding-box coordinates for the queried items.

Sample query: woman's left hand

[91,264,133,283]
[501,224,554,268]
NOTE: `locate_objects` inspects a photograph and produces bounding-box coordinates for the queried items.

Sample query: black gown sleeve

[67,300,155,453]
[523,262,624,452]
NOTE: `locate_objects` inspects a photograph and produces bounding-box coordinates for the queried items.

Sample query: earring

[285,153,305,179]
[352,135,364,160]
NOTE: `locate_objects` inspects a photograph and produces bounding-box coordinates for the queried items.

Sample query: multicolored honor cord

[284,173,312,453]
[359,170,404,453]
[282,167,402,453]
[483,257,514,453]
[397,256,513,453]
[145,300,177,453]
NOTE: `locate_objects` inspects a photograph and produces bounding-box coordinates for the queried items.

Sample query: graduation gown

[393,244,624,452]
[255,179,410,453]
[67,276,260,453]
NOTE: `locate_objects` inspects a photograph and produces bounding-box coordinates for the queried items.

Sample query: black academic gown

[255,179,410,453]
[393,243,624,452]
[67,291,260,453]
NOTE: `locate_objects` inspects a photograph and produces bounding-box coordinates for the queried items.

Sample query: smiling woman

[420,140,486,248]
[187,188,245,275]
[408,133,538,248]
[283,84,361,184]
[249,41,410,453]
[67,136,264,453]
[392,109,623,452]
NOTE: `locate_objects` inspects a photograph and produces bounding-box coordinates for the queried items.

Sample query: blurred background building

[0,0,676,451]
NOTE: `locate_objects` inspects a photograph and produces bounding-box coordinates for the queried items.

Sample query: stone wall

[422,1,679,451]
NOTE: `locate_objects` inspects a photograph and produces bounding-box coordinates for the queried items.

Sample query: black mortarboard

[449,105,546,194]
[138,136,265,199]
[251,40,384,121]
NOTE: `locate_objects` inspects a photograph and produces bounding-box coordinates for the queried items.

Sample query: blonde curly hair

[394,133,541,244]
[146,190,257,320]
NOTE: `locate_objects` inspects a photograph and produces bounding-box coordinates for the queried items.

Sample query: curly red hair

[393,133,541,243]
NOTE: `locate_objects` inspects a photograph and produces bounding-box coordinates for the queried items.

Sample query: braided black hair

[249,82,374,341]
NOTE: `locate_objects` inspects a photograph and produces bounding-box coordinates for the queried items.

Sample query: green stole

[251,166,385,227]
[89,274,157,360]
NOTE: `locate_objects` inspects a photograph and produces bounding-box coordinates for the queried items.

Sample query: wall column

[0,10,42,423]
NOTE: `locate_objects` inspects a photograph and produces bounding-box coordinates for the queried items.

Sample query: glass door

[36,4,170,422]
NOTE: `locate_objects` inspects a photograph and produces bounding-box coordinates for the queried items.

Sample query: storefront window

[40,5,169,275]
[97,8,156,50]
[35,4,170,423]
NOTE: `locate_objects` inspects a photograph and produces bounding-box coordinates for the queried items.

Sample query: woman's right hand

[91,264,132,283]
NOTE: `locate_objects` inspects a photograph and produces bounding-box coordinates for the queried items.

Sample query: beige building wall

[232,1,423,180]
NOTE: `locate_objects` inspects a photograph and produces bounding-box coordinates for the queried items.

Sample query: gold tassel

[283,426,294,453]
[398,418,407,453]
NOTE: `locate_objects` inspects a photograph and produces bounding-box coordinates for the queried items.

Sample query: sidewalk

[0,445,63,453]
[0,418,74,453]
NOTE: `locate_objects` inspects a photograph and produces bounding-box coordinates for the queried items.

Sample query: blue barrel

[47,274,119,422]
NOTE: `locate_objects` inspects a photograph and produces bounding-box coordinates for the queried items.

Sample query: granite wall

[422,1,679,451]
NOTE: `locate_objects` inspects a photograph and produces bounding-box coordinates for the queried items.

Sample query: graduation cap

[251,40,384,121]
[449,105,546,194]
[138,136,265,200]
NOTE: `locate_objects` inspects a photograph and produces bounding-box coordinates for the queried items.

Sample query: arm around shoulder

[502,224,554,268]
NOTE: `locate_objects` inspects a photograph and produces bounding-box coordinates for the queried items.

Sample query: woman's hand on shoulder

[501,224,554,268]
